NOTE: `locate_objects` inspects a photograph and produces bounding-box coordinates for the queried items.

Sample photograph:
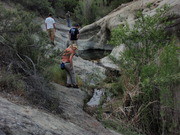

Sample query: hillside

[0,0,179,135]
[0,83,121,135]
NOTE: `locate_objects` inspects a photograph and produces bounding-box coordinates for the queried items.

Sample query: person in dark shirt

[69,23,79,46]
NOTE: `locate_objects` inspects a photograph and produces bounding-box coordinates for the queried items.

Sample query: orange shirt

[61,47,75,63]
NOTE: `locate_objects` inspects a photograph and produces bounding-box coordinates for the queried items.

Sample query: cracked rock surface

[0,83,121,135]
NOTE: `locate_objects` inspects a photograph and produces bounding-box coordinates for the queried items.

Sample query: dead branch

[23,55,37,76]
[131,100,159,124]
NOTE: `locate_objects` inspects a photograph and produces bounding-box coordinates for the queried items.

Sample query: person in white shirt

[45,13,56,45]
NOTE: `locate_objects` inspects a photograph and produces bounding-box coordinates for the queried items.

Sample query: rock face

[87,89,104,107]
[1,0,179,135]
[38,0,180,86]
[79,0,180,50]
[100,44,125,70]
[39,17,107,85]
[77,0,180,73]
[0,83,121,135]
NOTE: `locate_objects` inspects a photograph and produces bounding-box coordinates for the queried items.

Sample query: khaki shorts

[47,28,55,38]
[67,40,78,48]
[70,40,78,45]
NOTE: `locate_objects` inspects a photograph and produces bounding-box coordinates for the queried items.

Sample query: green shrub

[43,63,66,85]
[74,0,97,25]
[5,0,54,15]
[6,0,79,17]
[54,0,78,14]
[108,82,124,96]
[109,5,179,134]
[0,3,64,115]
[74,0,133,25]
[0,71,25,92]
[0,5,49,67]
[146,2,153,8]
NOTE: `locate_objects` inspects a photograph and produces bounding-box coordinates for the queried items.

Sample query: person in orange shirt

[61,44,78,88]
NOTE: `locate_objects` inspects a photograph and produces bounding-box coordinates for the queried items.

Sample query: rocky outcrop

[0,83,121,135]
[1,0,179,135]
[38,0,180,85]
[165,4,180,38]
[38,17,107,84]
[79,0,180,51]
[100,44,125,70]
[75,0,180,73]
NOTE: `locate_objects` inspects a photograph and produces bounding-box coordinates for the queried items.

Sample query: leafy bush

[4,0,133,25]
[74,0,133,25]
[0,5,49,67]
[53,0,78,14]
[43,62,66,85]
[0,71,25,93]
[109,5,179,135]
[4,0,54,15]
[74,0,97,25]
[4,0,78,17]
[0,5,63,114]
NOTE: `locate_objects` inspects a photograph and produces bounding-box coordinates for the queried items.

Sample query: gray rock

[79,0,180,57]
[0,83,122,135]
[0,130,6,135]
[87,89,104,107]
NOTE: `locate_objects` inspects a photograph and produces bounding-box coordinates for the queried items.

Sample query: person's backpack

[60,62,65,70]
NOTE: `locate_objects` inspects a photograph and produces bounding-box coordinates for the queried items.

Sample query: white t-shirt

[45,17,55,29]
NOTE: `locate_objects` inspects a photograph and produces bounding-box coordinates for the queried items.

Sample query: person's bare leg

[50,30,55,45]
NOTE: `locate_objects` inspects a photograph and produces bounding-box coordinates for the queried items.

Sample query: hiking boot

[66,84,72,88]
[73,85,79,88]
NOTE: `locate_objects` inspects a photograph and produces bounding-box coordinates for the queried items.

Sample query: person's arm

[45,19,47,30]
[77,30,79,39]
[69,53,75,68]
[53,18,56,32]
[69,33,71,40]
[45,23,47,30]
[69,29,71,40]
[53,23,56,32]
[77,34,79,39]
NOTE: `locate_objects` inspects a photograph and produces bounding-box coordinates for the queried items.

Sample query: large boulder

[100,44,125,70]
[78,0,180,51]
[77,0,180,73]
[73,56,106,85]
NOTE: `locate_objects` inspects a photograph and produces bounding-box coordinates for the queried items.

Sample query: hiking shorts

[70,40,78,46]
[47,28,55,38]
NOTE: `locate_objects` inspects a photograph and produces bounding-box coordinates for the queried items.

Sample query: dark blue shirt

[69,28,79,40]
